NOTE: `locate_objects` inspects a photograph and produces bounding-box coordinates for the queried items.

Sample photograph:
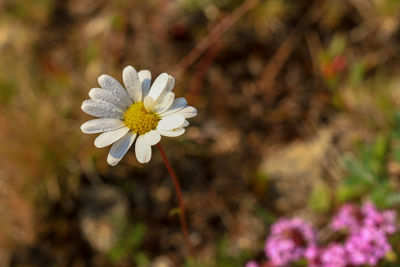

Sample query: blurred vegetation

[1,0,400,266]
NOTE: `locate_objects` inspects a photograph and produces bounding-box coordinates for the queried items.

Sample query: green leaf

[107,223,147,263]
[336,183,368,204]
[169,207,181,217]
[349,60,366,85]
[342,155,375,183]
[308,184,331,213]
[329,35,346,56]
[370,181,392,208]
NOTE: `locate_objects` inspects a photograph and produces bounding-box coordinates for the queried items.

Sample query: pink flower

[362,202,396,234]
[331,202,396,235]
[245,261,259,267]
[319,243,348,267]
[265,218,316,266]
[345,226,391,266]
[306,244,348,267]
[331,204,363,232]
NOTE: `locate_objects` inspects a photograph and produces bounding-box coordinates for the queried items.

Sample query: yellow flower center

[123,102,160,135]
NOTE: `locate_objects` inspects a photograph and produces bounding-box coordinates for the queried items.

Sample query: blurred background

[1,0,400,266]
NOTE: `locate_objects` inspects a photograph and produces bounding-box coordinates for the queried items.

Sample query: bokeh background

[1,0,400,266]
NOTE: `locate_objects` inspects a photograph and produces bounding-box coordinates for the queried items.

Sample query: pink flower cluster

[246,202,397,267]
[327,202,396,266]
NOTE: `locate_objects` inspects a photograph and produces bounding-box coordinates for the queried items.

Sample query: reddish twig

[156,143,193,254]
[258,31,297,101]
[258,0,325,102]
[186,40,222,105]
[174,0,260,77]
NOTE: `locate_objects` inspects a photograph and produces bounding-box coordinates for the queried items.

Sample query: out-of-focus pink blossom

[362,202,396,234]
[265,218,316,266]
[319,243,348,267]
[245,260,259,267]
[345,226,391,266]
[306,244,348,267]
[331,202,396,235]
[255,202,396,267]
[331,204,362,232]
[305,245,321,267]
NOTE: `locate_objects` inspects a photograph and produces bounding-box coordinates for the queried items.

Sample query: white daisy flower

[81,66,197,166]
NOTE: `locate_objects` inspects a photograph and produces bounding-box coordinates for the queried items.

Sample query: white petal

[107,132,137,166]
[174,106,197,118]
[181,120,189,128]
[123,66,142,102]
[144,95,155,112]
[166,75,175,91]
[154,92,175,113]
[81,118,125,134]
[81,99,124,118]
[135,135,152,163]
[94,127,130,148]
[159,97,188,117]
[148,73,169,101]
[89,88,128,110]
[139,70,151,97]
[157,114,185,130]
[98,74,131,107]
[143,130,161,145]
[158,128,185,137]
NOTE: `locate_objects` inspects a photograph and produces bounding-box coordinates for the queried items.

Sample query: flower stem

[156,143,193,254]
